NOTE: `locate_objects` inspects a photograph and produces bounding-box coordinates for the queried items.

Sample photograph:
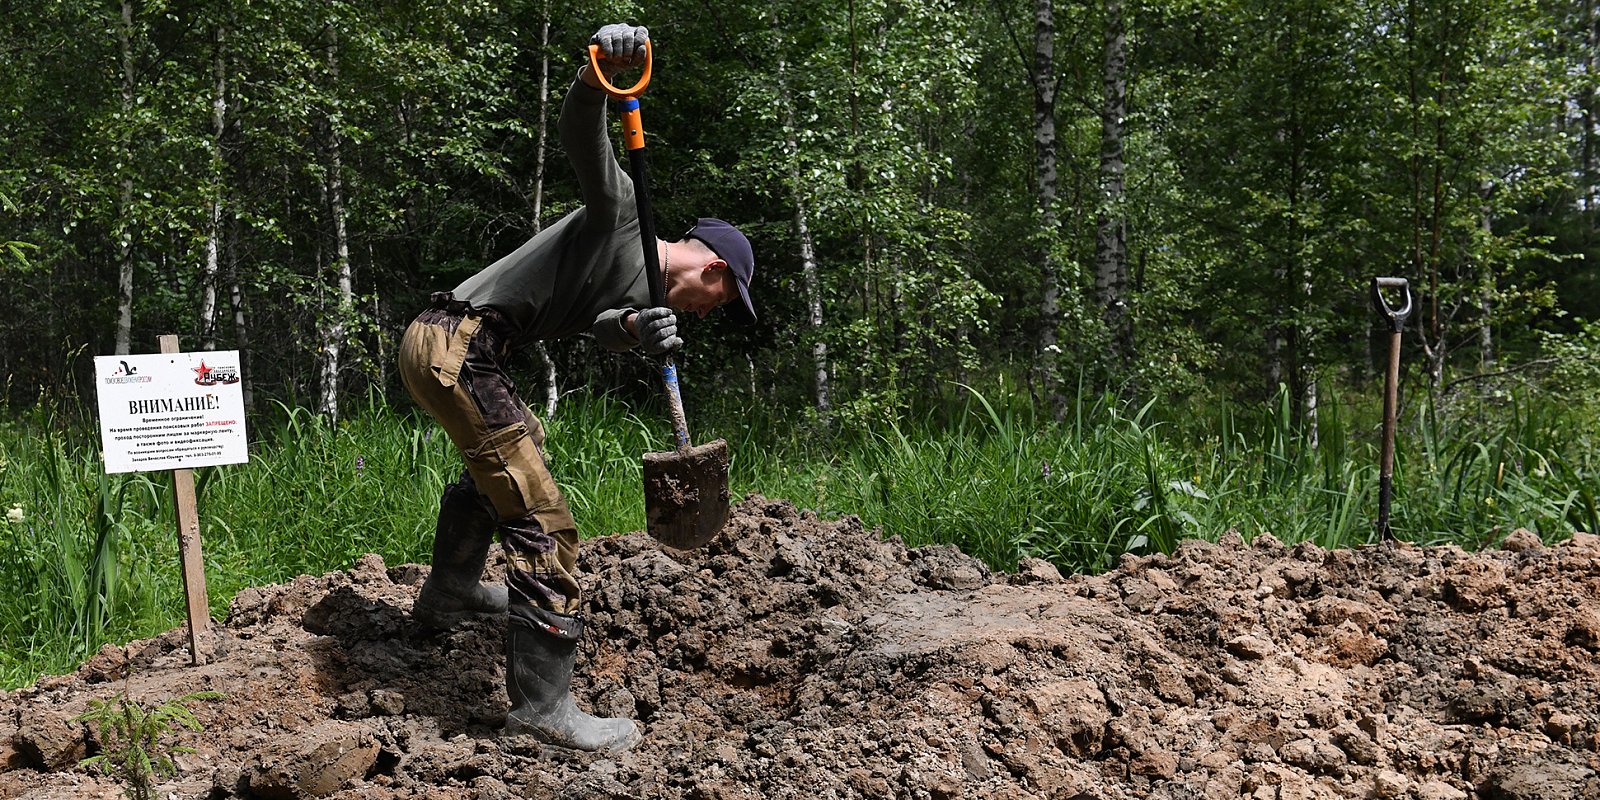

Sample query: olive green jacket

[450,78,650,352]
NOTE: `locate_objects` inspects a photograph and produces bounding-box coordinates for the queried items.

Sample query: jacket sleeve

[559,77,633,230]
[591,308,640,352]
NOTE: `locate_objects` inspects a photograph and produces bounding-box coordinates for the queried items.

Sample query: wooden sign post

[94,336,249,667]
[159,335,212,665]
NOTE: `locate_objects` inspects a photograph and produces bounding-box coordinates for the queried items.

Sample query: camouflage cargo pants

[397,297,582,614]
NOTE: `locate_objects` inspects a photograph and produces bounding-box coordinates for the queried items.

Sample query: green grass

[0,383,1595,689]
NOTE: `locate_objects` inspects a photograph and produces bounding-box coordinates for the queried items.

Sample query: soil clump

[2,495,1598,799]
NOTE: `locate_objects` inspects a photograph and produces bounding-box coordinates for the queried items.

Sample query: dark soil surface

[3,495,1598,799]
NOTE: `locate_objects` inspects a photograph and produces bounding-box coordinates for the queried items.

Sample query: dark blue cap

[686,218,755,323]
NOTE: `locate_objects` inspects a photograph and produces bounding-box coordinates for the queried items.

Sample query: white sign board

[94,351,250,474]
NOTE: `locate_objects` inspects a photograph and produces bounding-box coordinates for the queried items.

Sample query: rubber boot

[504,607,642,752]
[413,475,508,630]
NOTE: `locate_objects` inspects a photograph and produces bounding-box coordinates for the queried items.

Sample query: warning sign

[94,351,250,474]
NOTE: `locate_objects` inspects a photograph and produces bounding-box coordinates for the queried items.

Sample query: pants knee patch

[465,424,575,531]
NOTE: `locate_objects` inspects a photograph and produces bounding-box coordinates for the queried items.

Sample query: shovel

[1371,276,1412,544]
[588,42,731,550]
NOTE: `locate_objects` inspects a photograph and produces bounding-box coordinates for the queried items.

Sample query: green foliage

[1537,319,1600,394]
[74,689,224,800]
[0,189,37,272]
[1,0,1595,415]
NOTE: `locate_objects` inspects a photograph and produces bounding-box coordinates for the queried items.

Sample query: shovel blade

[643,438,730,550]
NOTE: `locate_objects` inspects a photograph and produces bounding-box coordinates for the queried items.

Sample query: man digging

[397,23,756,753]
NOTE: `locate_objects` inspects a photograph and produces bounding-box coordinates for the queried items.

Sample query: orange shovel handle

[585,41,653,100]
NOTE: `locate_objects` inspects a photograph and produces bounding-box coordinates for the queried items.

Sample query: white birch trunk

[1033,0,1063,411]
[318,25,354,422]
[1095,0,1131,377]
[1584,0,1597,210]
[201,25,228,350]
[1302,267,1318,451]
[1478,181,1495,368]
[530,2,559,418]
[532,1,550,228]
[773,5,831,417]
[114,0,135,356]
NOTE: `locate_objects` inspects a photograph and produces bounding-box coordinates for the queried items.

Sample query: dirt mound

[3,496,1599,799]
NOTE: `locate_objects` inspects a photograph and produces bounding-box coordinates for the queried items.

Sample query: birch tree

[772,4,832,420]
[1032,0,1065,412]
[113,0,137,356]
[1095,0,1132,383]
[200,23,229,351]
[316,22,354,422]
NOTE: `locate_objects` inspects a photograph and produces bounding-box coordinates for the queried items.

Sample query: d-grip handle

[585,41,653,100]
[1371,277,1412,333]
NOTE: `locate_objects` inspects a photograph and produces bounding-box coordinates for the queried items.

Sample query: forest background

[0,0,1597,685]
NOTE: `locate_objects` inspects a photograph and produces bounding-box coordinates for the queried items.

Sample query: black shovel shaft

[631,147,664,308]
[626,137,692,453]
[1371,277,1411,543]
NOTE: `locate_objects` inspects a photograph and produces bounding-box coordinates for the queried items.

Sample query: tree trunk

[201,24,228,350]
[114,0,135,356]
[1478,181,1495,367]
[228,213,252,412]
[771,1,832,419]
[1302,267,1318,451]
[1424,50,1449,391]
[1095,0,1132,386]
[1266,116,1288,398]
[794,170,830,418]
[1266,291,1285,396]
[532,0,551,228]
[1033,0,1063,413]
[318,24,354,422]
[369,275,387,390]
[530,0,560,418]
[1584,0,1597,210]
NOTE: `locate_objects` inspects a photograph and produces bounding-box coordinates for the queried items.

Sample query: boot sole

[503,718,643,753]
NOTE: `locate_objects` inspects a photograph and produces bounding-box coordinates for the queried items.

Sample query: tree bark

[114,0,135,356]
[1423,35,1450,391]
[1302,268,1318,450]
[1478,180,1495,367]
[318,24,354,422]
[769,6,831,417]
[1583,0,1597,210]
[1033,0,1063,413]
[201,23,228,350]
[532,0,550,228]
[228,213,252,412]
[795,190,830,418]
[529,0,560,418]
[1095,0,1132,384]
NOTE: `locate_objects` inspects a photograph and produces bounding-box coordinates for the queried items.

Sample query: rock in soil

[2,502,1599,799]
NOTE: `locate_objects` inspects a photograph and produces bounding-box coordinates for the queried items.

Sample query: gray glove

[590,24,649,70]
[634,307,681,355]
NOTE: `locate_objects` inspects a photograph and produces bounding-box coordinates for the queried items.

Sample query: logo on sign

[193,361,241,386]
[105,360,152,384]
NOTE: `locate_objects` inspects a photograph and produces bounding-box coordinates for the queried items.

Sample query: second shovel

[1371,276,1412,544]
